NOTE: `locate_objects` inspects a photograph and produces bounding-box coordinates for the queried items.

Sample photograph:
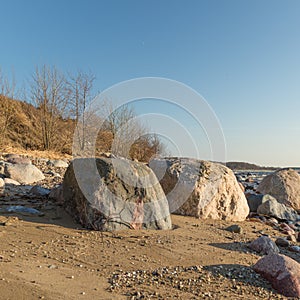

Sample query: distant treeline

[225,161,277,171]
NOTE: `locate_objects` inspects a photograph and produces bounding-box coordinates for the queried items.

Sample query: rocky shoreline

[0,153,300,299]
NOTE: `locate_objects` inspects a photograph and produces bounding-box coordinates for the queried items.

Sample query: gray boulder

[0,177,4,188]
[4,164,45,184]
[257,168,300,210]
[248,236,279,255]
[62,157,172,231]
[257,195,299,222]
[150,158,249,221]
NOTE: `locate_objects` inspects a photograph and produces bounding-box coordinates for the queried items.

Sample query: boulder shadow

[209,241,251,254]
[209,242,300,264]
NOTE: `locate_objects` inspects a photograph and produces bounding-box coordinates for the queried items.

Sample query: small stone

[48,265,57,269]
[275,237,290,247]
[225,224,243,234]
[287,234,297,243]
[289,245,300,253]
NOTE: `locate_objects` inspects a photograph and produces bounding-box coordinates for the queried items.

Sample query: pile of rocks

[0,153,69,216]
[243,169,300,245]
[1,154,253,230]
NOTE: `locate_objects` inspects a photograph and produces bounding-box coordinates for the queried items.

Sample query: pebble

[289,245,300,253]
[225,224,243,234]
[275,237,290,247]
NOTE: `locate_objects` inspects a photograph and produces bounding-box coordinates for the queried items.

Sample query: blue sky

[1,0,300,166]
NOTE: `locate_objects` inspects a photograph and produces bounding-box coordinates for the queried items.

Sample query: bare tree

[66,70,95,151]
[0,69,16,143]
[30,65,67,150]
[99,101,146,158]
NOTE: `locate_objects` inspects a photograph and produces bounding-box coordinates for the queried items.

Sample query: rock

[30,185,50,196]
[257,195,299,222]
[287,234,297,243]
[149,158,249,221]
[238,182,245,193]
[4,164,45,184]
[6,155,31,165]
[62,158,172,231]
[0,205,43,216]
[47,159,68,168]
[0,161,9,174]
[225,224,243,233]
[275,237,290,247]
[246,194,264,212]
[268,217,278,224]
[245,177,254,183]
[3,178,21,185]
[289,245,300,253]
[253,254,300,297]
[248,236,279,255]
[280,223,296,235]
[46,171,61,178]
[257,168,300,210]
[297,232,300,242]
[0,178,4,188]
[265,217,279,227]
[49,185,64,204]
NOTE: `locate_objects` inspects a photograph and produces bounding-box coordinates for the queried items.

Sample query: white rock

[150,158,250,221]
[257,168,300,210]
[4,178,21,185]
[4,164,45,184]
[47,159,68,168]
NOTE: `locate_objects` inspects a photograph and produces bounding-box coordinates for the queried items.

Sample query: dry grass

[0,145,72,160]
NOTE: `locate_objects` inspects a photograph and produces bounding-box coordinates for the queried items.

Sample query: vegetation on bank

[0,66,164,162]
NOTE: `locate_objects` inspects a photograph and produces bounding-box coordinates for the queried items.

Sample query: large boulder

[4,164,45,184]
[253,254,300,297]
[257,195,299,222]
[62,157,172,231]
[149,158,249,221]
[257,168,300,210]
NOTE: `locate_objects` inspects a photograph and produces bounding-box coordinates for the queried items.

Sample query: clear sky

[1,0,300,167]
